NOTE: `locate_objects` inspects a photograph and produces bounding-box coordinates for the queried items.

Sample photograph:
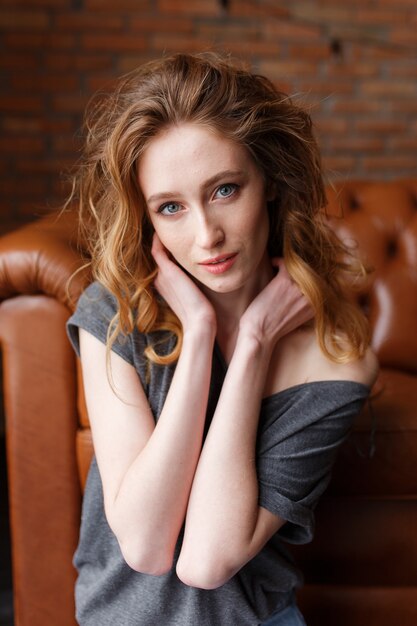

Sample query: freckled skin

[138,123,273,311]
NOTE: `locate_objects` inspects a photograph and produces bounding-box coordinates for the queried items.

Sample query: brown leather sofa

[1,180,416,626]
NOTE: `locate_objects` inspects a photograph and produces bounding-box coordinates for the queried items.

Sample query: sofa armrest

[0,209,88,626]
[0,209,89,310]
[0,295,80,626]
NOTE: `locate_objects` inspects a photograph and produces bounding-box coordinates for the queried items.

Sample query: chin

[199,276,247,295]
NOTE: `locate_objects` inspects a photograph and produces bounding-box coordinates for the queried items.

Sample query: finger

[151,233,172,268]
[270,256,283,268]
[272,258,292,281]
[151,232,163,258]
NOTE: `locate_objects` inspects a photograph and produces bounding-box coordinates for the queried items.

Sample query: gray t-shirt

[67,281,370,626]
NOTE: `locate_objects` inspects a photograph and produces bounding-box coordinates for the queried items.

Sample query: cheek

[147,217,170,247]
[246,205,270,256]
[154,228,189,263]
[243,202,269,238]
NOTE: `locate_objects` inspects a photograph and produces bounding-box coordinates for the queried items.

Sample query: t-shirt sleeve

[256,381,369,544]
[66,281,134,366]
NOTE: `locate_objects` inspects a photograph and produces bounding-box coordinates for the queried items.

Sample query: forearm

[108,327,215,573]
[177,333,275,587]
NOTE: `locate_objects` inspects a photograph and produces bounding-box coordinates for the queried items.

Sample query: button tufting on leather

[357,292,370,316]
[349,195,360,211]
[386,238,398,259]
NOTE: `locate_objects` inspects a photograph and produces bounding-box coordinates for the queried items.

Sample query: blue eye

[159,202,181,215]
[215,184,237,199]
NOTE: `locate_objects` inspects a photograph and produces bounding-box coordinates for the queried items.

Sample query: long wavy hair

[69,51,369,365]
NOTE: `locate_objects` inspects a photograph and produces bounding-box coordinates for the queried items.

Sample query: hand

[151,234,216,335]
[239,258,313,348]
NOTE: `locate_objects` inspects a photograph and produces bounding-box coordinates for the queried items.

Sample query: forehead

[138,123,255,193]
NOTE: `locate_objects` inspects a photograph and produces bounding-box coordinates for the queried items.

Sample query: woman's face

[138,123,272,300]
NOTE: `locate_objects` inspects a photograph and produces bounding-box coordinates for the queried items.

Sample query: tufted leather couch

[0,180,416,626]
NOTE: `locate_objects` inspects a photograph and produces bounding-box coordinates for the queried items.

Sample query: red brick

[197,23,260,41]
[326,61,379,78]
[331,100,383,114]
[298,80,354,96]
[45,53,113,71]
[0,53,38,69]
[2,117,41,133]
[0,136,45,153]
[221,40,282,58]
[288,43,330,61]
[321,156,356,174]
[86,75,120,93]
[355,119,407,133]
[2,116,74,134]
[130,16,194,33]
[2,0,68,6]
[230,2,289,19]
[5,32,76,49]
[16,157,75,174]
[11,74,79,92]
[150,34,214,54]
[377,0,417,6]
[54,12,123,30]
[157,0,218,17]
[81,33,147,52]
[117,54,155,73]
[360,80,417,97]
[2,0,417,234]
[47,119,77,133]
[356,8,411,24]
[388,101,417,113]
[314,119,349,135]
[86,0,149,9]
[264,20,321,41]
[350,44,399,62]
[329,137,384,153]
[0,176,47,196]
[0,10,50,30]
[362,156,417,171]
[52,134,83,154]
[257,60,318,80]
[51,95,89,113]
[291,4,355,25]
[391,26,417,44]
[388,62,417,78]
[0,96,43,112]
[389,137,417,151]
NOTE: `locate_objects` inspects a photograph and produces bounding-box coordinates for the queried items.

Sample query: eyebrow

[146,169,245,205]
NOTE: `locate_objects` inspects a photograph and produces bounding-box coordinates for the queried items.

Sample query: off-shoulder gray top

[67,281,370,626]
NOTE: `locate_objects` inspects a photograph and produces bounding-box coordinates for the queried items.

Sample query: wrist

[182,321,216,345]
[235,329,273,363]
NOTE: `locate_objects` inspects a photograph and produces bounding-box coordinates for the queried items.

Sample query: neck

[201,254,274,362]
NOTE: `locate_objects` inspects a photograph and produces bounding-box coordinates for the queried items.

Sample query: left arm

[176,262,312,589]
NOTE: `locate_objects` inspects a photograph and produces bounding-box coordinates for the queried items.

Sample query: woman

[67,52,378,625]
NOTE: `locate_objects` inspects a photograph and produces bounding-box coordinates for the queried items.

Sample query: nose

[194,211,225,250]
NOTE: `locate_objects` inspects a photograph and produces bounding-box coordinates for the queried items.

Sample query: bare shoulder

[264,325,379,397]
[313,342,379,388]
[336,344,379,388]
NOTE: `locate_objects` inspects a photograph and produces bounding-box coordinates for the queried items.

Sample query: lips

[199,253,238,274]
[201,253,236,265]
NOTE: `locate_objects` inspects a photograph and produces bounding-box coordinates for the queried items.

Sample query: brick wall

[1,0,417,234]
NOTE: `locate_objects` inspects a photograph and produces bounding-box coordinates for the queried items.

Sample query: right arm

[79,237,216,575]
